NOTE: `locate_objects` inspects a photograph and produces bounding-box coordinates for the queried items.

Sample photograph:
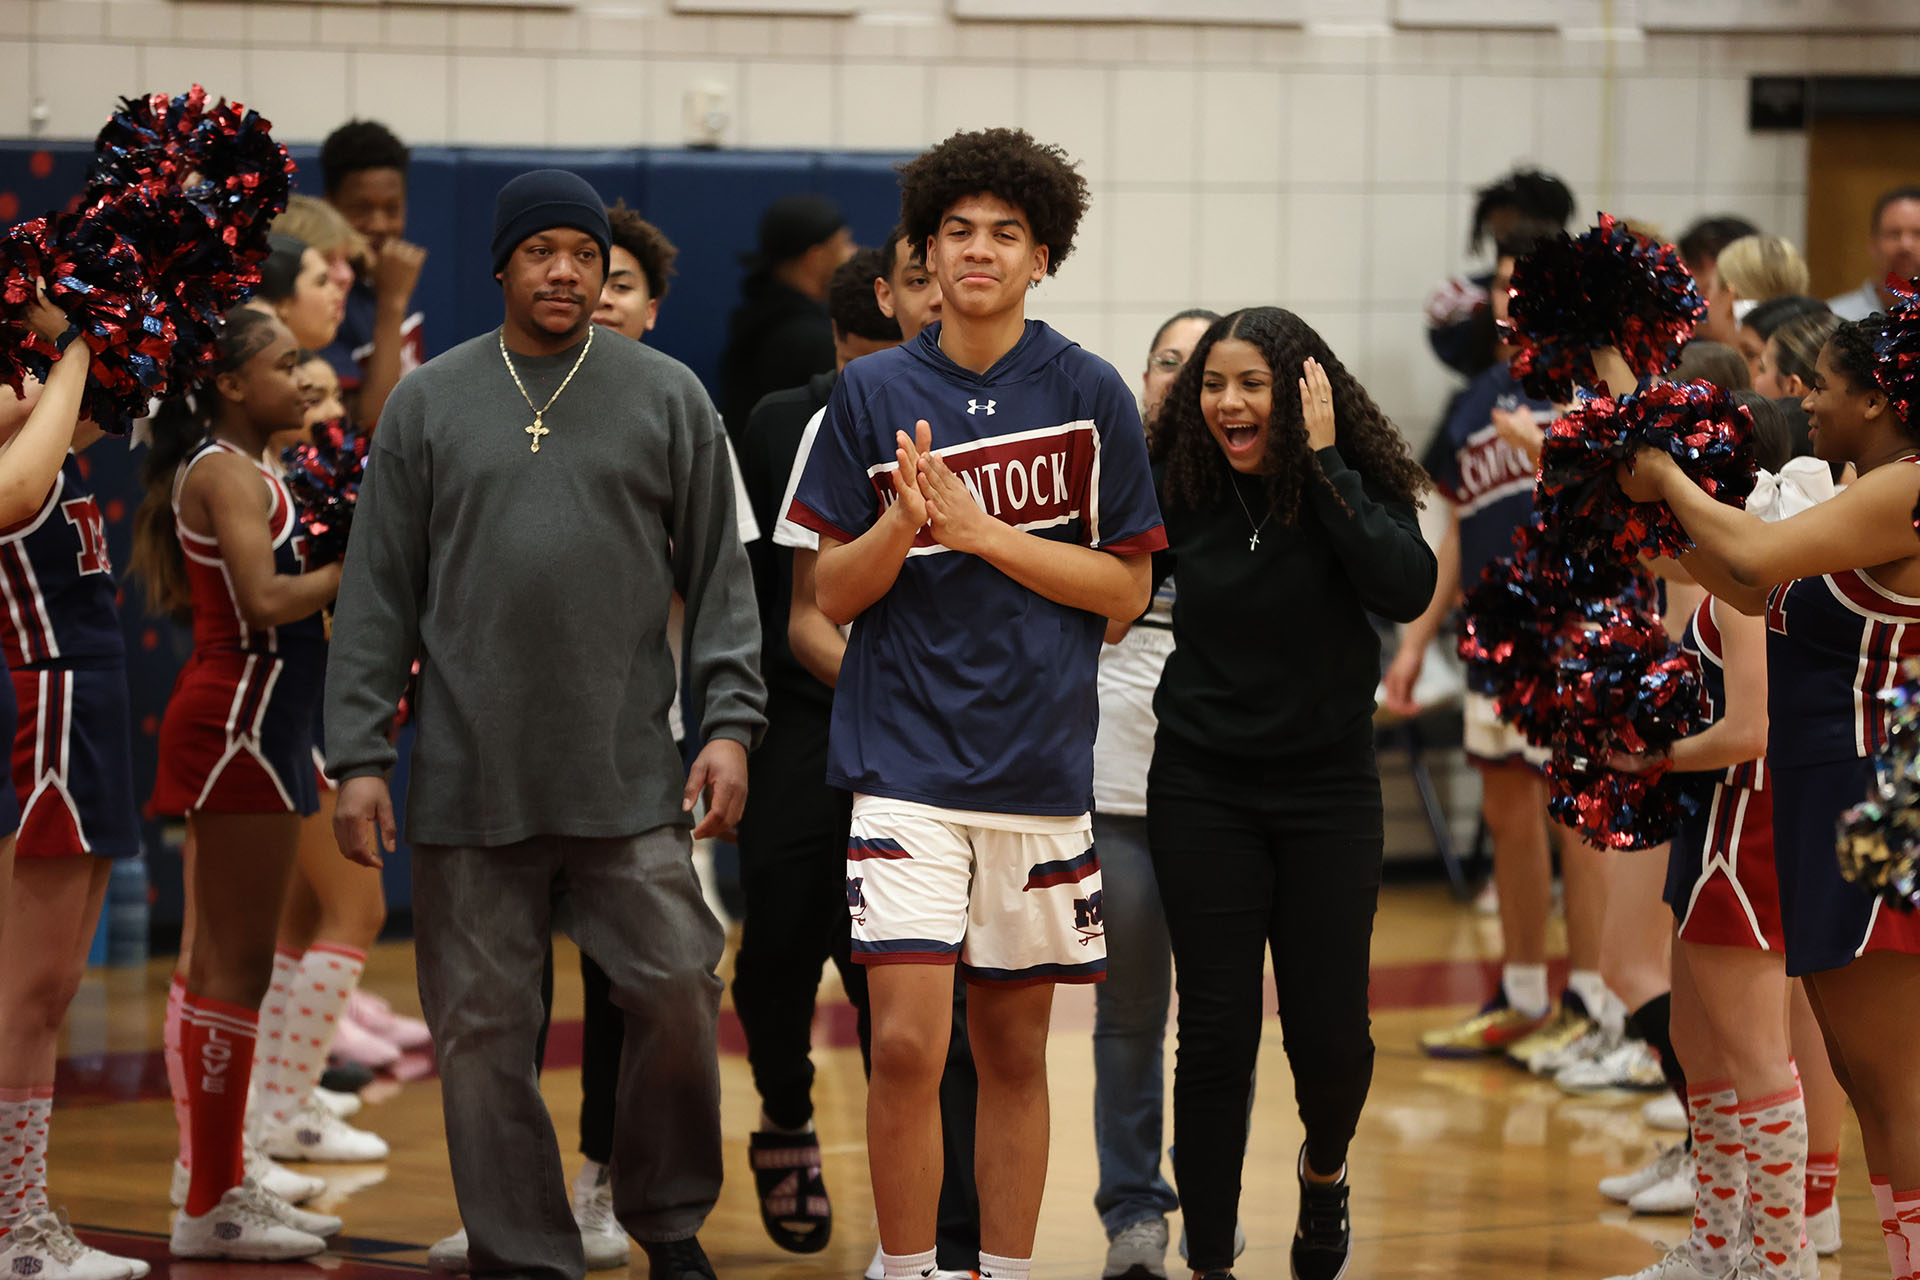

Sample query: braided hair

[1152,307,1430,523]
[127,305,282,618]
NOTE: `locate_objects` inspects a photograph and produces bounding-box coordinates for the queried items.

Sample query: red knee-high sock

[164,973,192,1169]
[180,992,258,1216]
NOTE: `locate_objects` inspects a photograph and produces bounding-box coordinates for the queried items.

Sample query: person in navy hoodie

[788,127,1165,1280]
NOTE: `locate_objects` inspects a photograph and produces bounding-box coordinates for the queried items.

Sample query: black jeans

[731,695,868,1127]
[534,939,623,1165]
[1146,729,1384,1274]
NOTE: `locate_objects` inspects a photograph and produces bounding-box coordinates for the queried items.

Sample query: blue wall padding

[0,139,908,929]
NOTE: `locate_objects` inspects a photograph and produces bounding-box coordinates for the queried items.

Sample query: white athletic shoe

[256,1095,390,1162]
[570,1164,630,1271]
[172,1145,328,1209]
[1643,1092,1689,1132]
[1628,1165,1698,1215]
[314,1086,363,1118]
[0,1210,146,1280]
[1602,1242,1730,1280]
[168,1181,328,1261]
[1557,1040,1668,1094]
[428,1228,469,1273]
[251,1182,344,1239]
[864,1243,883,1280]
[1527,1023,1615,1077]
[1600,1143,1690,1204]
[1803,1202,1840,1255]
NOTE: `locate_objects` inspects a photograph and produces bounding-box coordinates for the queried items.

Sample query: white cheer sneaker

[169,1180,328,1261]
[256,1094,390,1162]
[1600,1143,1690,1204]
[0,1209,150,1280]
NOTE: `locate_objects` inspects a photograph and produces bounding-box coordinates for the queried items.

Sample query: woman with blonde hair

[272,194,368,297]
[1715,235,1811,319]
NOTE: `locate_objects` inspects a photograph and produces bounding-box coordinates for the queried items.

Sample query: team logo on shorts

[846,876,867,925]
[1073,890,1104,944]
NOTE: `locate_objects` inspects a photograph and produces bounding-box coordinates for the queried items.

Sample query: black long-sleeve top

[1152,446,1438,758]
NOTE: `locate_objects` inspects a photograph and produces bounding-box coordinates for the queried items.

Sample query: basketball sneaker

[1642,1093,1689,1132]
[1806,1202,1840,1255]
[314,1086,363,1118]
[571,1161,631,1271]
[0,1209,148,1280]
[1555,1040,1667,1094]
[427,1228,469,1273]
[1290,1146,1351,1280]
[1506,999,1598,1072]
[1420,998,1548,1058]
[1599,1143,1689,1204]
[169,1180,328,1261]
[257,1094,390,1162]
[1103,1218,1168,1280]
[1601,1243,1731,1280]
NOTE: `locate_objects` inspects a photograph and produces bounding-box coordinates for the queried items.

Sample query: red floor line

[55,954,1563,1108]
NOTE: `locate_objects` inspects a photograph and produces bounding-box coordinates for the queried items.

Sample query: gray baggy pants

[412,827,725,1280]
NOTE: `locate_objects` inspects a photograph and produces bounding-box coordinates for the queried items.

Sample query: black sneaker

[1291,1147,1350,1280]
[643,1235,717,1280]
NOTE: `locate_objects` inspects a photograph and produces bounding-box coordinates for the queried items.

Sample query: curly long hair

[1152,307,1431,522]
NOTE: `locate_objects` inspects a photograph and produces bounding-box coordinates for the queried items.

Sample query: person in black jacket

[1145,307,1436,1280]
[731,246,899,1255]
[718,194,855,441]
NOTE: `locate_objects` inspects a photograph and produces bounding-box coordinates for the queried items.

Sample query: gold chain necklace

[499,324,594,453]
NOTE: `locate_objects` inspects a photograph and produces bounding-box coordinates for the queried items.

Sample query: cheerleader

[1604,398,1819,1280]
[1618,311,1920,1278]
[245,249,407,1157]
[0,293,153,1280]
[127,305,345,1261]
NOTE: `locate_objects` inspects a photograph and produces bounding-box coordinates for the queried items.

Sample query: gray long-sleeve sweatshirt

[325,326,767,848]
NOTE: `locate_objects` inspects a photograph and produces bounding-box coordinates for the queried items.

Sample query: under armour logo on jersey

[967,399,996,415]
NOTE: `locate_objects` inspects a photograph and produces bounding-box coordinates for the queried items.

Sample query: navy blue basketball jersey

[1681,596,1763,790]
[789,321,1166,817]
[0,456,125,668]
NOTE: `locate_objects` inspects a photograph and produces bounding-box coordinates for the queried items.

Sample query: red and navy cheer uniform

[151,439,326,817]
[1662,596,1779,949]
[1765,533,1920,974]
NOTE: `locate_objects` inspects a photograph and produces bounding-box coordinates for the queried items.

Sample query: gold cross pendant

[526,416,548,453]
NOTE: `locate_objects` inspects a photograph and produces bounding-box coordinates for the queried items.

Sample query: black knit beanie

[491,169,611,277]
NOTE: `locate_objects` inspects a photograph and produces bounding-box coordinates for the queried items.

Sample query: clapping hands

[888,419,999,556]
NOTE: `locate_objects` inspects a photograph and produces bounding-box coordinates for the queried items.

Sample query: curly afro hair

[898,129,1090,276]
[1152,307,1431,525]
[605,201,679,303]
[319,120,409,195]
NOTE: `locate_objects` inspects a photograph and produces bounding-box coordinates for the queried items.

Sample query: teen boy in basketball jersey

[788,128,1165,1280]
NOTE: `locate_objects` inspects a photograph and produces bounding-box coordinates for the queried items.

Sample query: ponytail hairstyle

[1770,310,1842,392]
[127,305,281,618]
[1152,306,1430,523]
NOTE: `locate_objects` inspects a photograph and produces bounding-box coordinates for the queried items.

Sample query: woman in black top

[1146,307,1435,1280]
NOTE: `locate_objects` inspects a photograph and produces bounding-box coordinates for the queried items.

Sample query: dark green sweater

[1152,447,1437,758]
[326,328,767,847]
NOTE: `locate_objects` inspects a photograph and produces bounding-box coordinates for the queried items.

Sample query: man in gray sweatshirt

[326,169,765,1280]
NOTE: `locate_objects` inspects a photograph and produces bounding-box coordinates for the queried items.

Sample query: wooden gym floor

[45,883,1890,1278]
